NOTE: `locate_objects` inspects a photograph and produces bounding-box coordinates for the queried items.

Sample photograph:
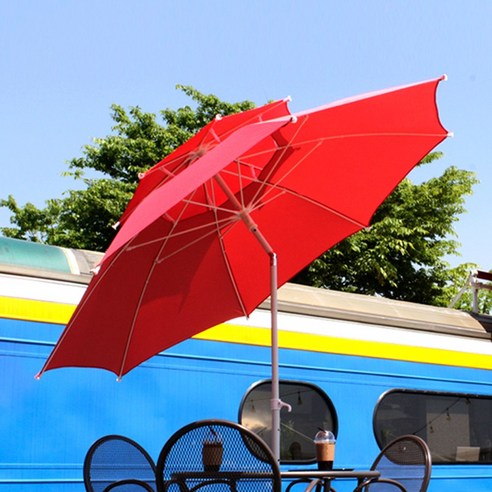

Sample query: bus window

[239,380,337,464]
[374,389,492,464]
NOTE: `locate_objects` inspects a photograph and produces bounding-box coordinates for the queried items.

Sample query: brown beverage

[316,440,335,470]
[202,441,223,472]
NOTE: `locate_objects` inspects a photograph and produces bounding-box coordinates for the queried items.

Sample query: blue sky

[1,1,490,270]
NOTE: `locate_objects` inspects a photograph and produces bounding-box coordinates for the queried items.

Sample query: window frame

[238,379,338,465]
[373,388,492,465]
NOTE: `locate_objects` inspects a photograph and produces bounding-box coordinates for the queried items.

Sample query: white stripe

[229,310,492,357]
[0,274,85,305]
[3,272,492,359]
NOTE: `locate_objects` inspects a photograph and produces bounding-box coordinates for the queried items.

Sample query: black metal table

[281,469,381,492]
[167,469,380,492]
[168,471,277,492]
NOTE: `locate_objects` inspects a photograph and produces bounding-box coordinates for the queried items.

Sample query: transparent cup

[314,429,336,470]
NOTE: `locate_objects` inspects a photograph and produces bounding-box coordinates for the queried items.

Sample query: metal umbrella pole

[268,251,292,460]
[215,175,291,460]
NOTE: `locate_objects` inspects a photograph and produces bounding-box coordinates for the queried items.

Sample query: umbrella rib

[125,216,232,250]
[206,181,250,318]
[253,139,323,205]
[254,182,368,229]
[118,241,165,379]
[220,130,444,190]
[116,181,241,377]
[285,131,447,146]
[249,129,442,206]
[114,143,314,377]
[126,182,238,377]
[124,185,243,257]
[143,129,410,246]
[231,159,248,210]
[137,99,290,187]
[37,237,135,378]
[249,115,310,205]
[117,186,212,378]
[157,220,237,264]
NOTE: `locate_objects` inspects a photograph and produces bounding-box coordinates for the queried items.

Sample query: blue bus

[1,236,492,491]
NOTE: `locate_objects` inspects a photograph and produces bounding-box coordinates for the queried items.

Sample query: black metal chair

[84,434,157,492]
[104,479,155,491]
[354,435,432,492]
[155,419,281,492]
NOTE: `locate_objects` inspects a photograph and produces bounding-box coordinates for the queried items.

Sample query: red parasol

[39,77,450,459]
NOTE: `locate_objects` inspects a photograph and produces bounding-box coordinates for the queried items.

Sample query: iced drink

[316,439,335,470]
[314,429,336,470]
[202,441,223,472]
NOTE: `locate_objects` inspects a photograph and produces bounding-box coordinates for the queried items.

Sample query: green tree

[0,86,480,308]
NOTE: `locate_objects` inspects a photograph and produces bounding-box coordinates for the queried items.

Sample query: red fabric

[118,99,291,227]
[40,77,448,378]
[104,117,291,261]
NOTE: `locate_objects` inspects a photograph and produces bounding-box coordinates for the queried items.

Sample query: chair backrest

[84,434,156,492]
[156,419,281,492]
[371,435,432,492]
[103,479,156,491]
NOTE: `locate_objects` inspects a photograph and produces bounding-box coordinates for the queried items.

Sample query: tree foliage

[0,85,483,308]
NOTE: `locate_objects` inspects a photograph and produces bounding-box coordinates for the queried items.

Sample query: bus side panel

[3,319,492,489]
[0,318,273,490]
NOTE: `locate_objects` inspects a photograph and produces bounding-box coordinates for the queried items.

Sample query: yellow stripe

[0,296,75,325]
[3,296,492,371]
[194,323,492,371]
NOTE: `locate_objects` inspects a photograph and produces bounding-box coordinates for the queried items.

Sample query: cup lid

[315,429,335,442]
